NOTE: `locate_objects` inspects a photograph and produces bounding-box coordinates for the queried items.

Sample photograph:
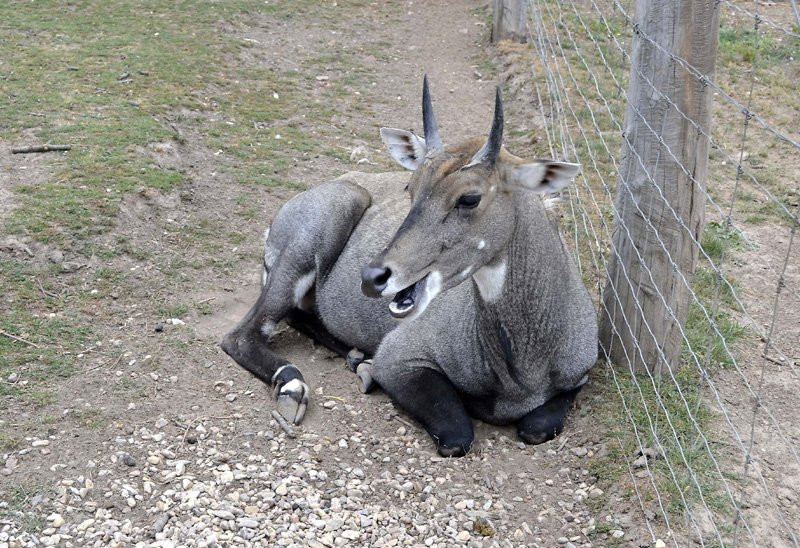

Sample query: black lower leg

[220,285,292,386]
[221,327,290,386]
[380,367,474,457]
[517,386,582,445]
[285,308,351,358]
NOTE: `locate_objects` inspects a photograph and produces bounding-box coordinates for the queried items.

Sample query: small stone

[611,530,624,539]
[456,531,470,542]
[76,518,95,531]
[154,324,165,333]
[557,537,569,544]
[275,483,288,496]
[122,454,136,467]
[7,372,18,383]
[325,518,344,531]
[570,447,588,457]
[472,517,494,537]
[153,513,170,533]
[48,514,64,527]
[655,540,667,548]
[323,400,336,409]
[226,393,237,402]
[32,439,50,447]
[155,417,168,429]
[211,510,235,520]
[238,517,259,529]
[147,455,161,465]
[219,471,234,484]
[185,434,197,444]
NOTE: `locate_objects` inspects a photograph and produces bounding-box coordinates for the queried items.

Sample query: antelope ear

[505,160,580,193]
[380,128,427,170]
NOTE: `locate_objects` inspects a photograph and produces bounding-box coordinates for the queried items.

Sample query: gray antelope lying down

[222,78,598,457]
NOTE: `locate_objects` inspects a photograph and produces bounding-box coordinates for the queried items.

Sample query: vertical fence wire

[523,0,800,545]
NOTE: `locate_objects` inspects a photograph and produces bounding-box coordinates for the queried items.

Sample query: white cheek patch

[404,271,442,321]
[293,272,315,308]
[473,260,507,302]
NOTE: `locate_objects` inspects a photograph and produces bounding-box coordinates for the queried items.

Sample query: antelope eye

[456,193,482,209]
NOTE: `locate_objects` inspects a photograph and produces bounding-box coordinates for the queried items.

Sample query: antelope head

[361,77,580,320]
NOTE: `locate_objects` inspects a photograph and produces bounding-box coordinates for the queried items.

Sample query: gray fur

[310,173,596,424]
[223,84,597,443]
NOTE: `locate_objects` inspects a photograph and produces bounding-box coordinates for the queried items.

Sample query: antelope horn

[464,87,505,168]
[422,75,444,155]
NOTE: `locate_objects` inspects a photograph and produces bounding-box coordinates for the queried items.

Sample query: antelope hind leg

[221,179,371,424]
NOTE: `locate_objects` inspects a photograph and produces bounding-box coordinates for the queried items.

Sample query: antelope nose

[361,264,392,298]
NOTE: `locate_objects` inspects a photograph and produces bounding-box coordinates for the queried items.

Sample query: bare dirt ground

[3,0,797,547]
[0,1,655,547]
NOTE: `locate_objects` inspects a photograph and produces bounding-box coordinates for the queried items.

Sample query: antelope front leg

[373,360,474,457]
[345,348,376,394]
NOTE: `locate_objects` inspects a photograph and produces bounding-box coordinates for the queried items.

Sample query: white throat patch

[473,260,507,302]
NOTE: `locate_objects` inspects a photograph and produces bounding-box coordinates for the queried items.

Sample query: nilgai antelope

[222,78,598,456]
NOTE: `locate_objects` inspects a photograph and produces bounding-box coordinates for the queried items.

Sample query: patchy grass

[0,481,51,533]
[718,26,800,65]
[157,303,190,320]
[515,2,775,539]
[0,0,366,250]
[0,260,92,409]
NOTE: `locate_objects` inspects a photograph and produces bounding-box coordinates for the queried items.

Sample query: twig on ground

[271,410,296,438]
[764,354,794,367]
[0,329,40,348]
[69,353,124,385]
[36,278,58,299]
[11,144,71,154]
[197,297,215,305]
[391,414,416,430]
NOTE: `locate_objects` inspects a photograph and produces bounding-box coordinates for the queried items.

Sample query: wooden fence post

[491,0,528,43]
[599,0,721,375]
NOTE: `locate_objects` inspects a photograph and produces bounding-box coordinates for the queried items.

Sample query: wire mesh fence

[522,0,800,545]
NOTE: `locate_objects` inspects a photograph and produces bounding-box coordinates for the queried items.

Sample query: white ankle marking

[473,260,507,302]
[261,320,276,337]
[281,378,304,394]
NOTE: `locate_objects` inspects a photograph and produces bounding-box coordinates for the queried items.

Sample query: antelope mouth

[388,274,429,319]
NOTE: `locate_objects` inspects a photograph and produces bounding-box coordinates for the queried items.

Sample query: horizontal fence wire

[524,0,800,545]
